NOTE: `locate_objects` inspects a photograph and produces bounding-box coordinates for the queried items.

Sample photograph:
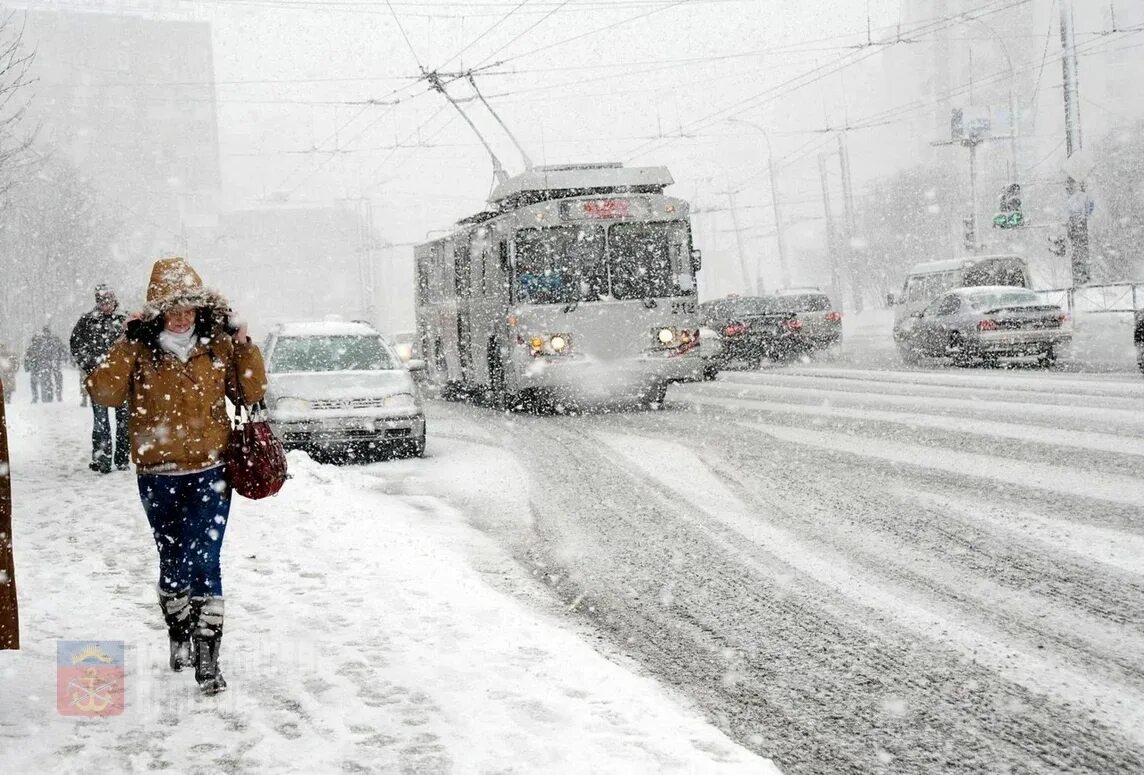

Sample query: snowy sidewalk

[0,374,777,774]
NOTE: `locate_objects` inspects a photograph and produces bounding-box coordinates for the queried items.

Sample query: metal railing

[1036,282,1143,315]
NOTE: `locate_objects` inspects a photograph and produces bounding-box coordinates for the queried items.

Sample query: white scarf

[158,328,197,363]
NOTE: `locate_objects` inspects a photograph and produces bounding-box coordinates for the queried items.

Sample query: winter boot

[158,588,195,672]
[191,596,227,695]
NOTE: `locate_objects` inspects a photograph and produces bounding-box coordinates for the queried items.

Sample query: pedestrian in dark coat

[24,326,66,402]
[70,285,129,472]
[0,377,18,650]
[89,257,266,695]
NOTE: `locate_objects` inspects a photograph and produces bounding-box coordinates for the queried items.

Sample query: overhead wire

[385,0,427,72]
[620,0,1035,163]
[430,0,533,72]
[473,0,572,68]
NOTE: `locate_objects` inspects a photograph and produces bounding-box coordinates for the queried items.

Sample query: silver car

[264,320,426,462]
[896,286,1071,367]
[773,288,842,350]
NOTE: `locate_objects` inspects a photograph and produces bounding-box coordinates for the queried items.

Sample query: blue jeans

[91,401,129,470]
[138,467,232,597]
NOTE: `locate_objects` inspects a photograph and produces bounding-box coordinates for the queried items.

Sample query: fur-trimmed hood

[142,257,228,318]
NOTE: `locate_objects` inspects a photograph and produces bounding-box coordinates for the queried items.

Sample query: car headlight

[657,327,675,344]
[275,397,311,413]
[549,335,568,352]
[383,393,418,412]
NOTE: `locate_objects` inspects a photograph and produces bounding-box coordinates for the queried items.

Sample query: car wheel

[1038,346,1058,368]
[407,434,426,458]
[897,341,921,366]
[701,363,719,381]
[639,381,668,409]
[948,333,974,367]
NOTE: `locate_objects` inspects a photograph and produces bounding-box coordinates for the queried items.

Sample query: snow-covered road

[409,365,1144,774]
[3,362,1141,774]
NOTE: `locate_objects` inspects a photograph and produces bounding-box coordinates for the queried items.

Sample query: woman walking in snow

[88,257,266,694]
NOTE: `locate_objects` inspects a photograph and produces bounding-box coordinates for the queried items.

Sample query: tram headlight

[657,327,675,345]
[549,335,568,352]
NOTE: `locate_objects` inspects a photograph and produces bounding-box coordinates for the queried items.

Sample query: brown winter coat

[88,257,267,474]
[88,333,266,474]
[0,378,18,649]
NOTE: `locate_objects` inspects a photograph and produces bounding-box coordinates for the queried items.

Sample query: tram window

[514,226,603,305]
[454,242,472,298]
[607,222,685,300]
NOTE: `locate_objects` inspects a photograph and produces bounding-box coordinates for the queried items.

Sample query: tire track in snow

[593,430,1144,748]
[743,421,1144,506]
[675,390,1144,458]
[691,379,1144,435]
[499,410,1143,773]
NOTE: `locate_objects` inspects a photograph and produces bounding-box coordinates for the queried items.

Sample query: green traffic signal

[992,212,1023,229]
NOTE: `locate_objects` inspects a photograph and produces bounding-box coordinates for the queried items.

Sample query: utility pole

[767,153,789,288]
[722,190,753,293]
[726,118,789,287]
[836,132,862,312]
[817,153,842,308]
[1060,0,1090,285]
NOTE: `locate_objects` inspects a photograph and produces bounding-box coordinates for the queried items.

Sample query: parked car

[773,287,842,350]
[894,286,1071,367]
[1134,309,1144,375]
[263,319,426,462]
[698,295,807,368]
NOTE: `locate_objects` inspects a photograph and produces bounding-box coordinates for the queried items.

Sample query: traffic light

[963,216,976,251]
[993,183,1023,229]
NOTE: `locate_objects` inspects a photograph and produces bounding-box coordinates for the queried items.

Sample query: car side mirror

[405,358,426,372]
[690,249,702,273]
[885,292,896,306]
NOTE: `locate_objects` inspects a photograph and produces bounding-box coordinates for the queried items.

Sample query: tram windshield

[514,221,691,304]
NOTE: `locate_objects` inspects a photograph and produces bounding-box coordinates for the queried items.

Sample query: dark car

[698,295,807,368]
[1134,310,1144,375]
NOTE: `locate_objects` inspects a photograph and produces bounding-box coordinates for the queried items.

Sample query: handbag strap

[228,340,268,425]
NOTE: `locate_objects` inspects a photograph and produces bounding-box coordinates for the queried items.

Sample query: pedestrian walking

[88,257,266,695]
[24,326,66,403]
[0,343,17,404]
[70,285,129,472]
[0,376,18,650]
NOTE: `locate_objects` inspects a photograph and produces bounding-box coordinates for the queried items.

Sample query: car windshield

[966,289,1041,310]
[700,297,780,322]
[513,220,691,304]
[774,294,831,312]
[269,335,398,373]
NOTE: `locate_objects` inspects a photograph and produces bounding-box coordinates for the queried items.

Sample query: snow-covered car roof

[947,285,1036,296]
[273,320,381,338]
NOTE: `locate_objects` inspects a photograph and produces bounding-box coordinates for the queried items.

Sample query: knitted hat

[94,284,116,305]
[142,257,227,316]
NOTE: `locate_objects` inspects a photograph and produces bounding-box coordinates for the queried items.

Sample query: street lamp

[726,117,789,289]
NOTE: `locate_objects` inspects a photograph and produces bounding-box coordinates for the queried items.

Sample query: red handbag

[225,399,288,500]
